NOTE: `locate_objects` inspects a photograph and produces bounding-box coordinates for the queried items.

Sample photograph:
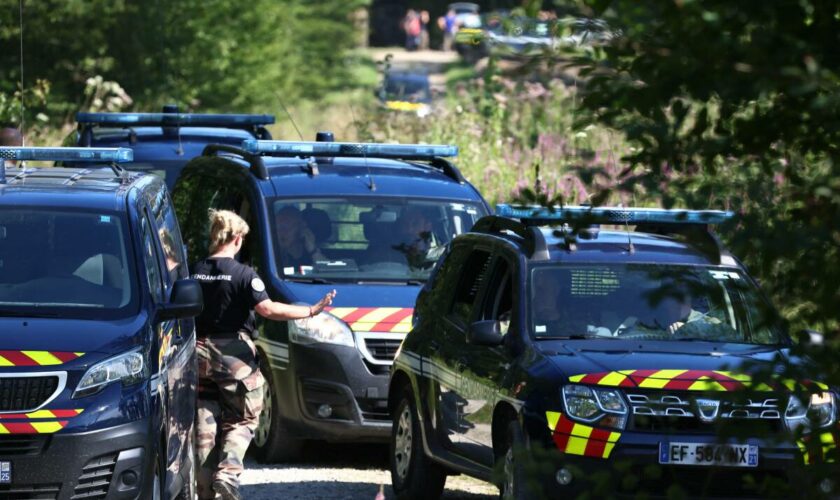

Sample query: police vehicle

[0,147,203,499]
[388,204,838,498]
[72,105,274,190]
[378,71,433,118]
[171,135,490,461]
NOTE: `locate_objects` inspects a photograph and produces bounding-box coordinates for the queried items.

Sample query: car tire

[390,388,447,500]
[251,354,304,463]
[499,421,530,500]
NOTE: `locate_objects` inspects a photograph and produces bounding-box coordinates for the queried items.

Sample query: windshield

[0,208,138,319]
[383,78,431,103]
[529,264,785,345]
[271,197,486,282]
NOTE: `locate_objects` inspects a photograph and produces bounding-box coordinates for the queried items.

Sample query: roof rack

[1,147,134,184]
[240,139,465,183]
[471,215,549,259]
[487,204,735,264]
[201,144,268,180]
[76,105,274,146]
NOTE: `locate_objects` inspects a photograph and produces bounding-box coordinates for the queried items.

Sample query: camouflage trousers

[196,333,265,500]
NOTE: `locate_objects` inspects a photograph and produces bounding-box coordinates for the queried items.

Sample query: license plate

[659,442,758,467]
[0,461,10,483]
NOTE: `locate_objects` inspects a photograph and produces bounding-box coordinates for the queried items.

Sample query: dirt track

[240,443,497,499]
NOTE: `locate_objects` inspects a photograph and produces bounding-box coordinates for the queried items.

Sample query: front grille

[627,392,784,433]
[363,338,401,362]
[0,436,48,456]
[0,484,61,500]
[70,454,117,499]
[0,377,60,412]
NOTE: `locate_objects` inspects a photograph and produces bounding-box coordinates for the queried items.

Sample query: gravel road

[240,443,497,500]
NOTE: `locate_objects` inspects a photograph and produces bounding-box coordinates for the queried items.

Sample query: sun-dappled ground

[241,443,497,499]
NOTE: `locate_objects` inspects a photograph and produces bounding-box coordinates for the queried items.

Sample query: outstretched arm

[254,290,336,321]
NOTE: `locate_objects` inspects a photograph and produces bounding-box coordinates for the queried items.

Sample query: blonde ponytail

[208,209,249,254]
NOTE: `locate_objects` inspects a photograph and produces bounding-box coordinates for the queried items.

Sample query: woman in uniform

[191,209,335,500]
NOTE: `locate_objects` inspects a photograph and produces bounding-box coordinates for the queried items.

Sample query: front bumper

[530,432,810,499]
[0,418,154,499]
[275,342,392,442]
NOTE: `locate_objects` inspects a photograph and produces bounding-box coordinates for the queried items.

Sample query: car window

[529,264,786,345]
[479,258,513,336]
[0,208,138,319]
[140,211,165,303]
[270,197,485,282]
[449,249,492,327]
[153,192,188,284]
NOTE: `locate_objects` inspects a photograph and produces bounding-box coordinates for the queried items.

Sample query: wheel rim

[254,369,272,447]
[503,444,514,499]
[394,403,413,481]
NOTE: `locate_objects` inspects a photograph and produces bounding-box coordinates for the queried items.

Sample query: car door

[438,247,493,453]
[150,189,197,489]
[457,253,517,465]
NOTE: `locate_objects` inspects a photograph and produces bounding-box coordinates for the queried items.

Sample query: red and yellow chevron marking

[797,423,839,465]
[326,307,413,333]
[568,369,829,393]
[0,350,84,367]
[546,411,621,459]
[0,409,83,434]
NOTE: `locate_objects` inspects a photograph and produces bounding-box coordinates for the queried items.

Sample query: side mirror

[156,279,204,322]
[799,329,824,347]
[467,320,504,346]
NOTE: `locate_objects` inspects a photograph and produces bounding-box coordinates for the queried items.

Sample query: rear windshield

[0,208,139,319]
[270,197,486,283]
[529,264,786,345]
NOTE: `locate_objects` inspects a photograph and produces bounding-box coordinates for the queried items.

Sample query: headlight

[289,310,354,347]
[73,349,145,398]
[562,384,628,430]
[786,392,836,431]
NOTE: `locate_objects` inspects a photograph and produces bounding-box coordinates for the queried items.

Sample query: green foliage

[570,0,840,338]
[0,0,369,119]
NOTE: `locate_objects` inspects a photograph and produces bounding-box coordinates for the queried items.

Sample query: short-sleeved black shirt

[191,257,270,337]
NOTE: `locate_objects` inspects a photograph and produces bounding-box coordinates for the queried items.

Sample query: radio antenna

[348,103,375,191]
[273,91,304,141]
[18,0,25,146]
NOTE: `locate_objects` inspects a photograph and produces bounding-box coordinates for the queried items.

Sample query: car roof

[0,166,147,212]
[262,157,484,200]
[87,126,256,161]
[470,220,735,268]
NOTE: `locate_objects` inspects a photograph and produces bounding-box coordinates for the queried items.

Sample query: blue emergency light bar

[496,204,733,225]
[76,112,275,128]
[0,147,133,163]
[241,140,458,159]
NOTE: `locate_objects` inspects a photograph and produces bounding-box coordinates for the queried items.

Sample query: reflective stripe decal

[0,409,83,420]
[567,369,827,392]
[798,423,839,465]
[326,307,413,333]
[547,411,620,459]
[0,408,84,434]
[0,351,84,366]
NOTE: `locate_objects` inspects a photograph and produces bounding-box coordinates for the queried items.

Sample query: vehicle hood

[0,315,149,369]
[277,280,421,333]
[540,339,803,390]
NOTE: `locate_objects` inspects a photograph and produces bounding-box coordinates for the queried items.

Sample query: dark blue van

[0,147,203,499]
[172,136,490,461]
[72,106,274,191]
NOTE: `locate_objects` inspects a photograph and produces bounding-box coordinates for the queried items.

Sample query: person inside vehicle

[392,207,442,269]
[275,205,325,268]
[192,209,335,500]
